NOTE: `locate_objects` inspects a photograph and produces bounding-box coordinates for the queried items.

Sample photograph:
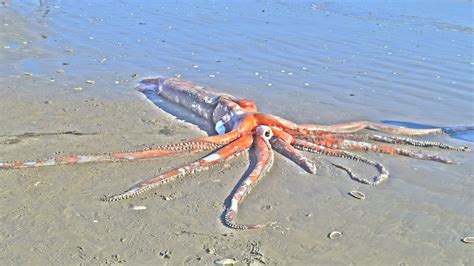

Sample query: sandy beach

[1,1,473,265]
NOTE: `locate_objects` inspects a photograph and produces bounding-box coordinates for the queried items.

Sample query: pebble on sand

[349,190,366,200]
[214,258,237,265]
[328,231,342,240]
[132,205,147,210]
[462,237,474,244]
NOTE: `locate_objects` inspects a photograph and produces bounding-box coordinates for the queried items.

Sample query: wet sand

[1,1,473,265]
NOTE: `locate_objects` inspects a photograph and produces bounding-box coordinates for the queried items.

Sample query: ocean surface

[1,0,473,264]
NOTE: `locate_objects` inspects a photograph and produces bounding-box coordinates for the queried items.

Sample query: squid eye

[215,120,226,135]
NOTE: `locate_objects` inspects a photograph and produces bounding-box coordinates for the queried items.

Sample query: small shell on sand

[462,237,474,244]
[132,205,147,210]
[24,72,33,76]
[328,231,342,240]
[349,190,366,200]
[86,80,95,84]
[214,258,237,265]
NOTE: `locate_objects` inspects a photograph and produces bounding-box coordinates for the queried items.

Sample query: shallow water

[1,1,473,265]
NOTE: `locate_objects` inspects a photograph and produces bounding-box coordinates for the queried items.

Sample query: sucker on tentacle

[103,134,254,201]
[2,77,471,230]
[292,138,390,185]
[0,140,223,170]
[297,135,456,164]
[365,134,470,151]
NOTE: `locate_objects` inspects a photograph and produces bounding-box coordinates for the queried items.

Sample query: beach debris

[161,195,173,201]
[85,80,95,84]
[214,258,237,265]
[205,247,216,255]
[65,48,74,52]
[111,254,126,263]
[23,72,33,76]
[349,190,366,200]
[132,205,147,210]
[41,34,48,39]
[328,231,342,240]
[73,87,83,92]
[461,237,474,244]
[159,250,172,259]
[44,100,52,104]
[208,74,216,78]
[56,69,64,73]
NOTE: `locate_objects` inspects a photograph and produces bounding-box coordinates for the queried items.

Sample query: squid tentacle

[0,141,220,170]
[339,140,455,164]
[295,133,469,152]
[103,134,254,202]
[292,138,389,186]
[296,121,447,135]
[0,130,246,170]
[270,136,317,174]
[297,136,456,164]
[224,126,276,230]
[364,134,470,151]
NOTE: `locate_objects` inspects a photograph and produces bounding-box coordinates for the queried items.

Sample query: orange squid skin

[1,77,470,230]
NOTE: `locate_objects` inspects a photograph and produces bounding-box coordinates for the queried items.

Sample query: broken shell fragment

[328,231,342,240]
[214,258,237,265]
[86,80,95,84]
[462,237,474,244]
[349,190,366,200]
[132,205,147,210]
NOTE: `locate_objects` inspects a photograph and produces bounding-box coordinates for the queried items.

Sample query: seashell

[132,205,147,210]
[214,258,237,265]
[349,190,366,200]
[85,80,95,84]
[328,231,342,240]
[462,237,474,244]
